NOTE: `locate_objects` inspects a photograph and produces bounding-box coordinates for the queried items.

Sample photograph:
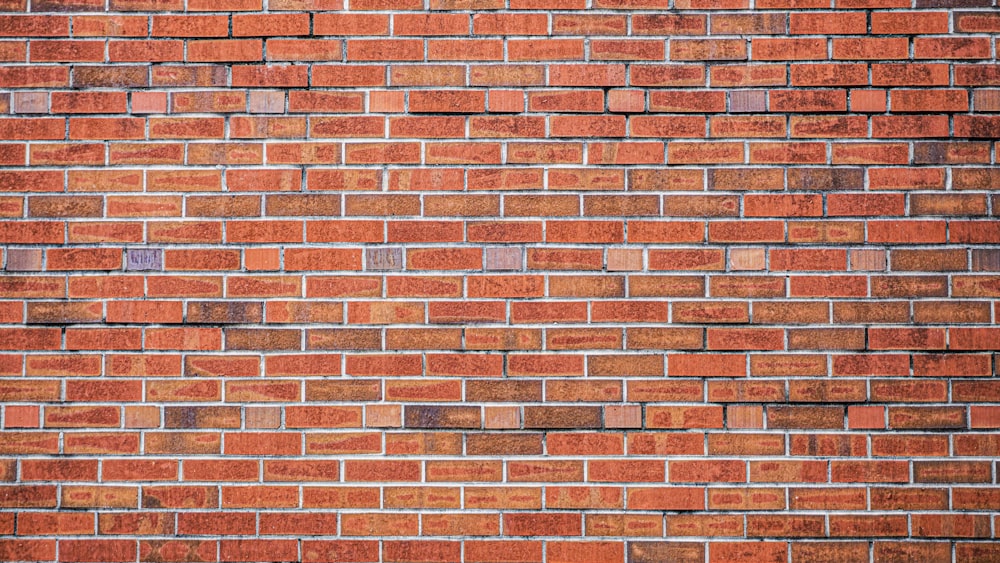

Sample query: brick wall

[1,0,999,561]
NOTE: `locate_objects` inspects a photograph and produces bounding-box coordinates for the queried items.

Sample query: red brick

[0,2,993,554]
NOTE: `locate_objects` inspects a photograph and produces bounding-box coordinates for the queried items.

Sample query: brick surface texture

[0,0,999,560]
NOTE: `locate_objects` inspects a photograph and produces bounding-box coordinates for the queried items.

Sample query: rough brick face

[0,0,998,561]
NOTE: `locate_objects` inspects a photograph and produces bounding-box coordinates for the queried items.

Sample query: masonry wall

[0,1,999,562]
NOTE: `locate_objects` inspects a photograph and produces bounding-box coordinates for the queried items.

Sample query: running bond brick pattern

[0,0,999,562]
